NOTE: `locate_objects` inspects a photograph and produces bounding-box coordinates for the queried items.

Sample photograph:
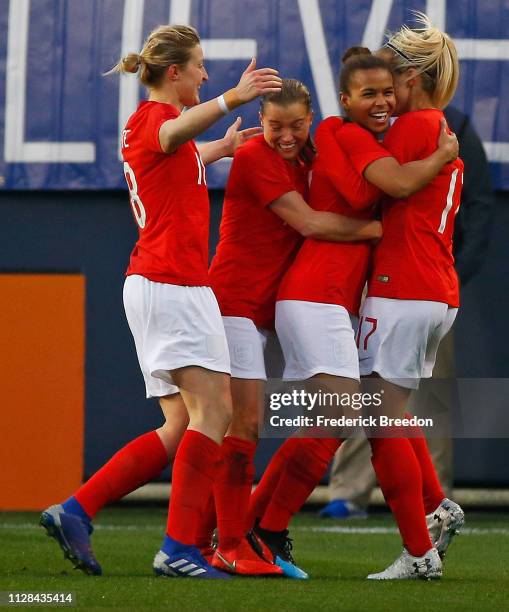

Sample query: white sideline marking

[297,526,509,536]
[7,523,509,535]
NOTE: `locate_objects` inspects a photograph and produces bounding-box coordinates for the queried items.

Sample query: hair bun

[121,53,141,74]
[342,46,372,63]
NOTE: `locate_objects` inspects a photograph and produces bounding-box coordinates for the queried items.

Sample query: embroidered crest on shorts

[233,342,254,367]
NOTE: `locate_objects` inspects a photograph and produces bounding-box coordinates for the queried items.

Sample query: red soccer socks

[259,438,342,532]
[166,430,220,546]
[75,430,168,518]
[404,413,445,514]
[369,436,433,557]
[214,436,257,551]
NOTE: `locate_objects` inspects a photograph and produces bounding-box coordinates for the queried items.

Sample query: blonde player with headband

[40,24,282,580]
[349,13,465,579]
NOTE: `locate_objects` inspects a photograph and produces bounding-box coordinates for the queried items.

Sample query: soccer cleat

[39,504,102,576]
[367,547,442,580]
[427,498,465,559]
[246,530,273,563]
[319,499,368,520]
[211,536,283,576]
[153,547,232,579]
[254,524,309,580]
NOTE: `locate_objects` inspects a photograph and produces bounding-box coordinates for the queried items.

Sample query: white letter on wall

[5,0,95,162]
[118,0,145,159]
[297,0,340,118]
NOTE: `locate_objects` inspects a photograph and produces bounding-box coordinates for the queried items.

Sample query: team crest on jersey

[377,275,390,283]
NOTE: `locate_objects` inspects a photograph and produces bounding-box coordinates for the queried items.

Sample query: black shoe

[253,523,308,579]
[254,522,295,564]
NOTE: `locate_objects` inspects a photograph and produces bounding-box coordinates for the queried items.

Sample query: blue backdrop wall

[1,0,509,189]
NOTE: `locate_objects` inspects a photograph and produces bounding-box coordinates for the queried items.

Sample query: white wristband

[216,94,229,115]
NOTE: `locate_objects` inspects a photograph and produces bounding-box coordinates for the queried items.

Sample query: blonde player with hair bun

[41,23,282,580]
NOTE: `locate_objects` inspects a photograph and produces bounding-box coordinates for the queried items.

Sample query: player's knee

[243,416,259,442]
[216,397,233,429]
[215,378,234,421]
[195,392,233,429]
[229,408,259,442]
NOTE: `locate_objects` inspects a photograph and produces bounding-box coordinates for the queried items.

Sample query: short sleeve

[235,144,296,207]
[336,122,391,175]
[143,104,179,153]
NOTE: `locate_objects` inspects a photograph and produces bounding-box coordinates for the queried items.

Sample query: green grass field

[1,508,509,610]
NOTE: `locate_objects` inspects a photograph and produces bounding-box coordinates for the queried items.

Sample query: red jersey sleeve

[314,118,383,210]
[336,122,392,175]
[141,104,180,153]
[234,142,297,208]
[382,114,434,163]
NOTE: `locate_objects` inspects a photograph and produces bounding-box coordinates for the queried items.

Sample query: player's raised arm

[107,30,281,155]
[197,117,263,165]
[159,58,281,153]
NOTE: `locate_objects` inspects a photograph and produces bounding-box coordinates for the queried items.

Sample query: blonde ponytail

[383,11,459,108]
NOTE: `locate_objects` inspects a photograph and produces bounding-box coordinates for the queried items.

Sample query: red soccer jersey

[276,118,390,315]
[365,110,463,306]
[122,101,210,286]
[209,135,309,330]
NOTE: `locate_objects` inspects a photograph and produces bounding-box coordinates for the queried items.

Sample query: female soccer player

[207,78,383,577]
[40,24,282,579]
[355,15,465,579]
[250,38,462,580]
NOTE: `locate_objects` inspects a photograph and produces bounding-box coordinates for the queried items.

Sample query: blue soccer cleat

[319,499,368,520]
[274,555,309,580]
[40,504,102,575]
[153,541,233,579]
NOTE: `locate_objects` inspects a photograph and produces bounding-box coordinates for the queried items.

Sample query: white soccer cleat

[427,498,465,559]
[367,547,442,580]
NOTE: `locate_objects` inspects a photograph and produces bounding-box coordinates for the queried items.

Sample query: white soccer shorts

[358,296,458,389]
[123,275,230,398]
[222,316,271,379]
[275,300,360,381]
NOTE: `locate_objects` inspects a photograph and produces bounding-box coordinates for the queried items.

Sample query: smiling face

[175,45,208,107]
[340,67,395,134]
[260,101,313,162]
